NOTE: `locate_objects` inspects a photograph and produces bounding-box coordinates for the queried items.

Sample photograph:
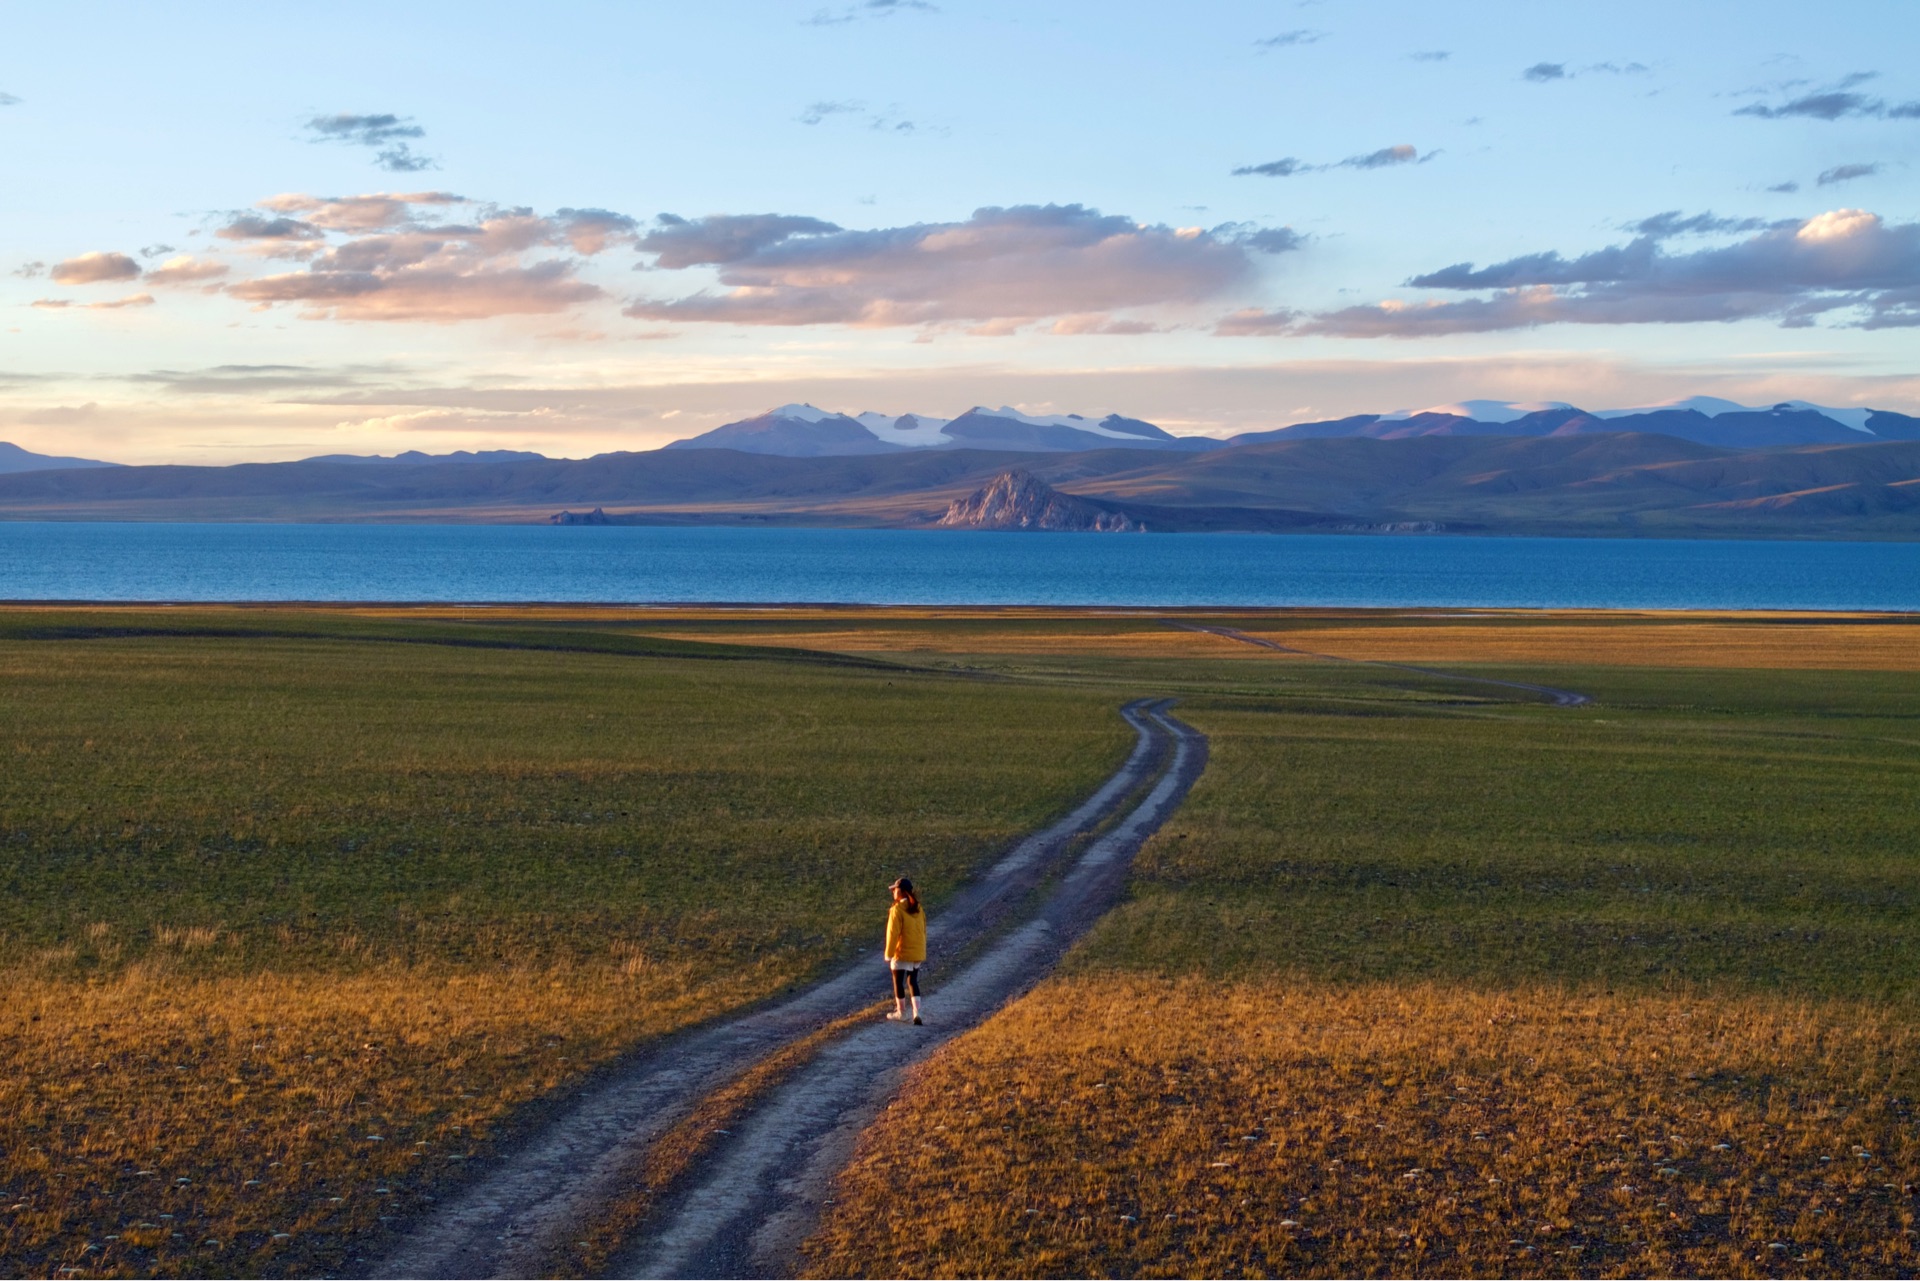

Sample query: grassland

[0,608,1128,1278]
[803,628,1920,1277]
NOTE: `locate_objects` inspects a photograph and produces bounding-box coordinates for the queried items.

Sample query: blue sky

[4,0,1917,461]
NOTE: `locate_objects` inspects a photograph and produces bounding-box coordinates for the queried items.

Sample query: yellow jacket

[885,901,927,964]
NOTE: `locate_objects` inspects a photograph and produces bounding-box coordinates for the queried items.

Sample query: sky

[4,0,1918,463]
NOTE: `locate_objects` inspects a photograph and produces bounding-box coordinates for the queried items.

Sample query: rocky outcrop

[936,469,1142,531]
[549,506,612,525]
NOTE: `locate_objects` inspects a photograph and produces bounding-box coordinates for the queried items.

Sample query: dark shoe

[912,1016,924,1026]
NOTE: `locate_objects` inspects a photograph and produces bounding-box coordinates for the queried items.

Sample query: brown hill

[0,435,1914,538]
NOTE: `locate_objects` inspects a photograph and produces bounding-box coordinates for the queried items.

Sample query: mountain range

[658,398,1920,456]
[2,430,1915,539]
[0,395,1915,538]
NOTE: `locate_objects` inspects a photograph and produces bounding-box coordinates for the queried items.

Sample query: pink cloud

[50,251,142,285]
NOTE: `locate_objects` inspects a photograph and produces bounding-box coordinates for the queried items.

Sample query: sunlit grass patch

[806,975,1920,1278]
[0,959,773,1279]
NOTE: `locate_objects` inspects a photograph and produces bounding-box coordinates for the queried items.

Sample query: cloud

[1768,181,1802,193]
[1818,162,1880,185]
[50,251,142,285]
[799,100,862,125]
[624,204,1284,329]
[125,363,394,394]
[306,113,423,147]
[554,208,640,254]
[13,261,44,279]
[1233,145,1433,177]
[31,293,155,311]
[216,214,327,243]
[1256,30,1326,48]
[257,190,464,233]
[1214,307,1301,335]
[1736,89,1920,120]
[1341,144,1427,169]
[1410,51,1450,62]
[139,243,175,258]
[1272,207,1920,336]
[1232,157,1311,178]
[0,92,19,106]
[805,0,934,25]
[304,112,438,172]
[1525,60,1647,82]
[637,213,845,268]
[795,99,924,132]
[1240,227,1307,254]
[1624,211,1777,238]
[144,255,229,286]
[217,192,625,322]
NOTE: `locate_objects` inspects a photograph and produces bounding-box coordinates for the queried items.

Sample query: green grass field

[805,642,1920,1278]
[0,609,1128,1277]
[7,606,1920,1278]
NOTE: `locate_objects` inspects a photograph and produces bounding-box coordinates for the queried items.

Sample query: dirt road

[374,698,1206,1280]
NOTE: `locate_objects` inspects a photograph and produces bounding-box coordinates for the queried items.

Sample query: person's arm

[883,902,900,960]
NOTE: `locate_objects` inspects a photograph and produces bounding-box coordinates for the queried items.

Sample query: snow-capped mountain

[664,403,1203,455]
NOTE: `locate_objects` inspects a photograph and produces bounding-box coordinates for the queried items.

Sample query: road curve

[1178,622,1593,707]
[373,699,1205,1280]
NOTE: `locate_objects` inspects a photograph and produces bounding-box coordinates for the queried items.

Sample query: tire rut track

[373,699,1204,1280]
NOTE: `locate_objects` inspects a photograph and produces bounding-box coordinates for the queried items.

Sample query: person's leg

[907,968,922,1024]
[889,966,908,1019]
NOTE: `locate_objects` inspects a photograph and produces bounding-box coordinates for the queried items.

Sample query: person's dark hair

[893,876,920,915]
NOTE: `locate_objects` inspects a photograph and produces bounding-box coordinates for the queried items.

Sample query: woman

[884,876,926,1025]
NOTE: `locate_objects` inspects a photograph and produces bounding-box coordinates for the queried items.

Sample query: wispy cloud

[50,252,142,285]
[1524,60,1648,82]
[304,112,438,172]
[625,204,1297,330]
[1735,75,1920,120]
[13,261,45,279]
[1256,30,1326,49]
[1233,144,1434,177]
[805,0,935,26]
[796,99,926,133]
[1624,211,1778,238]
[1818,162,1880,185]
[31,292,155,311]
[1409,50,1450,62]
[0,92,19,106]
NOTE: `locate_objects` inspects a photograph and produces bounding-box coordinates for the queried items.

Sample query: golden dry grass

[806,976,1920,1279]
[0,956,791,1279]
[1237,621,1920,671]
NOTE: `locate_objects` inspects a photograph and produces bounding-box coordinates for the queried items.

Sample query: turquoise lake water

[0,523,1914,610]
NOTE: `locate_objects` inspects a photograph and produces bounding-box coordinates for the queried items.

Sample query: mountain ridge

[0,432,1914,539]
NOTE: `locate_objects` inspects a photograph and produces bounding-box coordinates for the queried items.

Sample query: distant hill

[0,431,1914,539]
[1225,403,1893,450]
[299,449,549,466]
[0,441,120,475]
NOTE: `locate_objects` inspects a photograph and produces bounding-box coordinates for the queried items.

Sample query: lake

[0,522,1915,610]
